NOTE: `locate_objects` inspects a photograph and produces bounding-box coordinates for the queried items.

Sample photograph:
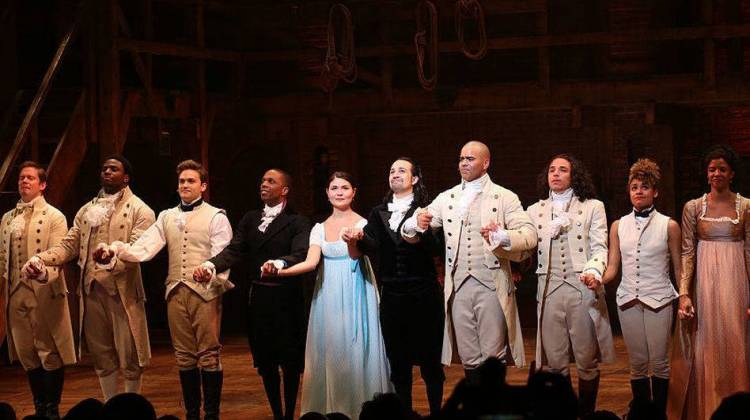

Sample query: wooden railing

[0,1,86,191]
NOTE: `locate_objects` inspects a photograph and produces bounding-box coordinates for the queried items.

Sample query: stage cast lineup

[0,142,748,419]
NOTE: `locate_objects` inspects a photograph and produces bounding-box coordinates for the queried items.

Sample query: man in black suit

[195,169,311,420]
[346,157,445,415]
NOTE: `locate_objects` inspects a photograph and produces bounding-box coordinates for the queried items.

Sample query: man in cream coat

[1,161,75,419]
[26,156,155,401]
[526,154,614,417]
[402,141,537,380]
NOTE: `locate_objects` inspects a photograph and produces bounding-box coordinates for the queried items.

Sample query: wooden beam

[536,0,549,91]
[47,91,89,206]
[0,6,83,191]
[246,74,750,117]
[116,23,750,63]
[702,0,716,90]
[97,0,121,157]
[151,0,546,16]
[114,1,159,112]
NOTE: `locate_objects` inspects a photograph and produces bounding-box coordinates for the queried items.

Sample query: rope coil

[321,3,357,93]
[455,0,487,60]
[415,0,439,91]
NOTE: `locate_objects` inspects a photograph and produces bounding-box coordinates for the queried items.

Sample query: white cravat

[387,194,414,231]
[457,173,487,221]
[10,200,35,237]
[545,188,573,239]
[259,202,284,233]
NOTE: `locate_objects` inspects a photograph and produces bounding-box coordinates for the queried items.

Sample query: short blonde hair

[628,158,661,190]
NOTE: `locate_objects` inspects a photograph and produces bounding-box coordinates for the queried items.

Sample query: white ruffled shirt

[387,194,413,231]
[83,190,122,228]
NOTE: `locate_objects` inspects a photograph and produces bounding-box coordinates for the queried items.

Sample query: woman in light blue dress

[266,171,392,418]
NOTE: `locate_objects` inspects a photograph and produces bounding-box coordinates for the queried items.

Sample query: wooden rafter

[116,23,750,63]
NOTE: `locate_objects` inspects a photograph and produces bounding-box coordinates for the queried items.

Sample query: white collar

[462,173,489,192]
[263,201,285,213]
[390,193,414,208]
[550,188,574,203]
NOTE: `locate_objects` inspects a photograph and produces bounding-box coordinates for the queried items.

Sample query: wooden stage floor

[0,332,633,419]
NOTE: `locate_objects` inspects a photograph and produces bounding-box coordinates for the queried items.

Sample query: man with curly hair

[526,153,615,417]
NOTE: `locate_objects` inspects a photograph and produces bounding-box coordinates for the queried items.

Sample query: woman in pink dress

[668,144,750,419]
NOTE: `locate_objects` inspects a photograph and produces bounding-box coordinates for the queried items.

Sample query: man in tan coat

[25,155,155,401]
[402,141,537,380]
[1,161,75,419]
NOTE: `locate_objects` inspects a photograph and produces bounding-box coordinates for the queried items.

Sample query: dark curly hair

[702,144,742,191]
[382,157,429,207]
[536,153,597,201]
[703,144,741,172]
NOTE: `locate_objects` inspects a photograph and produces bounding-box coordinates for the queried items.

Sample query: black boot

[630,377,651,404]
[26,367,46,416]
[281,366,301,420]
[578,375,600,418]
[260,367,283,420]
[202,370,223,420]
[391,364,413,412]
[651,376,669,414]
[464,368,480,386]
[44,368,65,420]
[179,368,202,420]
[421,364,445,415]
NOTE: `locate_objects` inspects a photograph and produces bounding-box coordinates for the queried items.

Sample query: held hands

[192,262,215,283]
[579,272,601,290]
[93,243,115,265]
[416,209,433,231]
[22,256,47,282]
[678,295,695,320]
[260,260,284,277]
[93,241,127,269]
[341,227,364,244]
[480,221,499,244]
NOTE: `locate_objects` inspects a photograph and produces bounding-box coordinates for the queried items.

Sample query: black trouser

[248,282,306,420]
[380,279,445,414]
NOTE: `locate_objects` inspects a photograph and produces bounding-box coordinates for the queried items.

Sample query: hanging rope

[321,3,357,93]
[415,0,439,91]
[455,0,487,60]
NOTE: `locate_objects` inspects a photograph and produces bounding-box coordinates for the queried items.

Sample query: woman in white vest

[526,153,615,418]
[602,159,680,414]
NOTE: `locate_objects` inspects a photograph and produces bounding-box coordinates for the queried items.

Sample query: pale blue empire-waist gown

[300,221,392,418]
